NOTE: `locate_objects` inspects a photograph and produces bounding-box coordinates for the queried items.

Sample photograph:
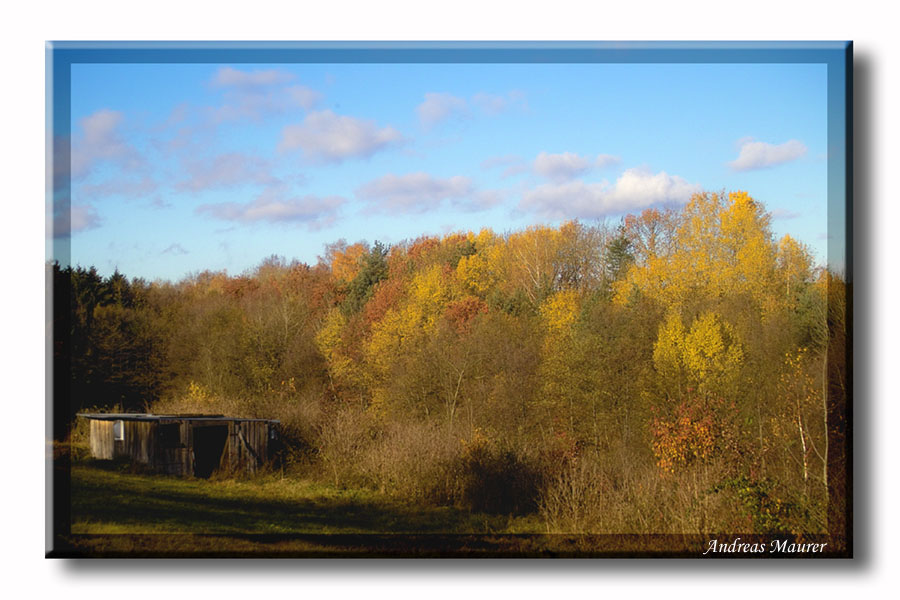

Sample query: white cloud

[177,153,276,192]
[51,198,101,238]
[196,189,344,229]
[520,168,701,220]
[472,90,526,115]
[209,84,321,123]
[162,243,189,255]
[458,189,505,213]
[532,152,622,182]
[729,139,807,171]
[356,172,475,214]
[595,154,621,168]
[286,86,321,110]
[417,90,526,129]
[481,154,529,178]
[70,203,101,233]
[417,92,467,128]
[207,67,321,123]
[212,66,295,88]
[771,208,802,220]
[279,110,403,163]
[533,152,591,182]
[612,169,700,207]
[71,109,143,178]
[76,176,158,200]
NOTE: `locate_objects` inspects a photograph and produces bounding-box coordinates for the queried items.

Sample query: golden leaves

[616,191,780,313]
[329,242,368,283]
[653,310,743,395]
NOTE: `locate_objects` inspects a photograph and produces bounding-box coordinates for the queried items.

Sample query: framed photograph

[46,41,852,558]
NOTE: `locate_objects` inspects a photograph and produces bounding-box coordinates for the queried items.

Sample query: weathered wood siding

[84,416,277,477]
[114,420,154,463]
[89,419,114,460]
[223,420,270,474]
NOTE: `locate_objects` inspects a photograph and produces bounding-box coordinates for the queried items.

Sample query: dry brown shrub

[360,419,462,504]
[316,404,380,487]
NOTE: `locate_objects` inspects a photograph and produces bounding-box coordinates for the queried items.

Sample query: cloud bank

[208,67,321,122]
[71,109,143,178]
[416,90,526,128]
[417,93,467,128]
[532,152,621,182]
[197,189,344,229]
[729,139,807,171]
[178,153,277,192]
[280,110,403,163]
[357,172,475,214]
[520,168,701,220]
[211,66,295,88]
[51,197,102,238]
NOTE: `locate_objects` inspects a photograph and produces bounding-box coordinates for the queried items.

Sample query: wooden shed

[78,413,280,477]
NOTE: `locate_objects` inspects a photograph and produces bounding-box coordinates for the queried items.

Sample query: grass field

[53,455,836,557]
[58,457,579,556]
[69,459,540,536]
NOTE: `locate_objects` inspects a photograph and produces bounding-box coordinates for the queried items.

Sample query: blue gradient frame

[46,41,852,558]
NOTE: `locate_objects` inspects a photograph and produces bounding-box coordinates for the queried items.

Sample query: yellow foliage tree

[364,264,458,411]
[538,289,587,435]
[652,310,686,386]
[315,308,367,399]
[456,229,502,297]
[329,242,368,283]
[616,192,779,314]
[776,233,815,305]
[681,312,744,388]
[653,309,743,398]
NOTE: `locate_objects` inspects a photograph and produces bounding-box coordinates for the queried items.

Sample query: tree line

[53,190,848,535]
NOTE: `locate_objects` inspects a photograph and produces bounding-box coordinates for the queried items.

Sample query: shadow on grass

[60,460,849,558]
[63,459,562,556]
[70,460,499,536]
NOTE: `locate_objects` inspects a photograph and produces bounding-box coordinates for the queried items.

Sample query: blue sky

[61,59,830,282]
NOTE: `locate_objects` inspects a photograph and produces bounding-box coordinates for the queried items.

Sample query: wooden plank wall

[115,420,155,464]
[224,421,270,474]
[88,418,275,476]
[89,419,114,460]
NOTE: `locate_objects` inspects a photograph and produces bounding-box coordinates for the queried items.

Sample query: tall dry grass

[316,408,543,514]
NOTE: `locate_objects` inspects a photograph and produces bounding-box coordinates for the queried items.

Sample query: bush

[317,413,543,514]
[254,385,325,472]
[454,430,542,514]
[316,404,380,487]
[537,446,689,534]
[361,419,461,504]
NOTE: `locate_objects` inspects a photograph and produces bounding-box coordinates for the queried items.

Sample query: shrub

[453,429,543,515]
[710,476,813,534]
[317,415,543,514]
[538,459,606,533]
[360,419,461,504]
[316,404,380,487]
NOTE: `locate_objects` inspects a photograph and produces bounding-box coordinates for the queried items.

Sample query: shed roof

[77,413,279,423]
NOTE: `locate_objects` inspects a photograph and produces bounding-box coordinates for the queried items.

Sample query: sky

[59,58,831,282]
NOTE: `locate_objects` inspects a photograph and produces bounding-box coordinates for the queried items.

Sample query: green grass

[62,458,822,557]
[60,458,570,556]
[70,459,543,536]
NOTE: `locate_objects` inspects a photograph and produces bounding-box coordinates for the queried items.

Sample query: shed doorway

[192,425,228,478]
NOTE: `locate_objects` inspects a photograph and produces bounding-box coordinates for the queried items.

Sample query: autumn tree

[321,239,369,283]
[342,241,389,315]
[615,192,779,314]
